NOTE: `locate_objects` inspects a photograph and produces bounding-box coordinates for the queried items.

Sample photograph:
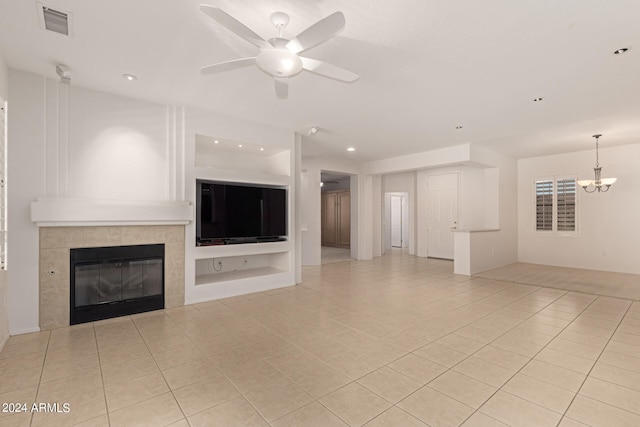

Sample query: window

[556,178,576,232]
[535,180,553,231]
[534,176,577,235]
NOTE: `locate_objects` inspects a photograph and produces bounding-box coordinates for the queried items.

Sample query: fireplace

[70,244,165,325]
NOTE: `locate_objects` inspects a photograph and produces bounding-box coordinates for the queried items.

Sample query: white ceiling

[1,0,639,162]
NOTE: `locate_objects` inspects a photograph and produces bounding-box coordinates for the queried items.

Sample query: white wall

[0,49,9,348]
[469,145,518,273]
[8,70,185,333]
[68,90,173,201]
[7,70,45,334]
[300,156,360,265]
[518,143,640,274]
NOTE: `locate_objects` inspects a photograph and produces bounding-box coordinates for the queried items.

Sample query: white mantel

[31,198,193,227]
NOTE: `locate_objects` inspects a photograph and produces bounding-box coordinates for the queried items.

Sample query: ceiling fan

[199,5,359,99]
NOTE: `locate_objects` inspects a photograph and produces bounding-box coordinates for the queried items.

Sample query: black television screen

[197,180,287,244]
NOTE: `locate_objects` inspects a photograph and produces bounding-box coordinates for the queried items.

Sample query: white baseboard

[8,326,41,336]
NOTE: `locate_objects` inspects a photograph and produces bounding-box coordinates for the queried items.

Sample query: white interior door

[427,173,459,259]
[390,195,403,247]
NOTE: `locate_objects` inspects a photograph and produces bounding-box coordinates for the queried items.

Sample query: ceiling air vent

[37,3,73,36]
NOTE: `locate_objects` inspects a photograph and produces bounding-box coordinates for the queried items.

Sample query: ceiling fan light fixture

[256,49,303,77]
[199,7,357,99]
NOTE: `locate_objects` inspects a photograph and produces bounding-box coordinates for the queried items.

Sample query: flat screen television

[196,180,287,245]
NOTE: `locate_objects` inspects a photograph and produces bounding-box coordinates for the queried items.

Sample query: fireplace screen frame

[70,244,165,325]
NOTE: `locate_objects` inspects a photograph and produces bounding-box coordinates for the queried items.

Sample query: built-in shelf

[194,250,290,288]
[194,241,290,259]
[195,266,287,285]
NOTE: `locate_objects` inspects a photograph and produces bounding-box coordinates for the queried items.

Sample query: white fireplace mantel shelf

[31,198,193,227]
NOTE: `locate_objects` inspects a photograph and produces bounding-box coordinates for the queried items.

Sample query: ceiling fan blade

[274,77,288,99]
[201,58,256,75]
[286,11,345,54]
[200,5,271,49]
[300,57,359,82]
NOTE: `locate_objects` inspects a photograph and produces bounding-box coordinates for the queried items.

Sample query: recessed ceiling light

[455,125,463,130]
[260,147,264,151]
[533,97,543,102]
[614,47,630,55]
[238,144,243,148]
[214,140,219,144]
[122,74,137,81]
[347,147,355,152]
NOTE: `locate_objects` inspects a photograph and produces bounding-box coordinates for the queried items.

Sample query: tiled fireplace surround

[39,225,185,330]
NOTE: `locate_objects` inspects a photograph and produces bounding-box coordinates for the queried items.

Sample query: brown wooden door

[322,192,337,246]
[337,192,350,246]
[322,191,350,248]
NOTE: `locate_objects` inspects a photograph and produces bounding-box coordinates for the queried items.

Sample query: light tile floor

[321,246,353,264]
[2,251,640,426]
[476,262,640,300]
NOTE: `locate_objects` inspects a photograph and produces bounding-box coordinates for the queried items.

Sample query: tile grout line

[130,312,195,425]
[92,322,112,427]
[284,281,571,424]
[159,306,273,425]
[28,330,51,427]
[405,289,599,425]
[404,286,593,420]
[303,284,574,424]
[555,301,635,426]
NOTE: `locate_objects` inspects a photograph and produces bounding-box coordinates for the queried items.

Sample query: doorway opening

[384,192,409,253]
[321,172,352,264]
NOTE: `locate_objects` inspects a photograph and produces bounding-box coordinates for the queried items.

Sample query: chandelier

[577,134,617,193]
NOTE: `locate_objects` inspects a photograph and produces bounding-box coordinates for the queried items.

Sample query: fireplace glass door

[74,259,163,307]
[70,244,164,324]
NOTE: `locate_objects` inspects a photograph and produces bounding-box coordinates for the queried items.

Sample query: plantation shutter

[557,178,576,232]
[535,180,553,231]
